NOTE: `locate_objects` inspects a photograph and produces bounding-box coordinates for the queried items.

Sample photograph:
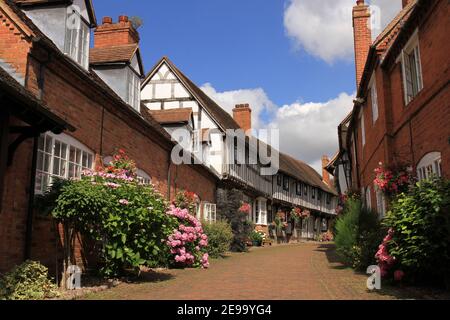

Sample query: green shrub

[335,199,383,270]
[203,221,233,258]
[217,189,254,252]
[383,178,450,287]
[250,230,264,244]
[0,261,59,300]
[50,177,175,277]
[335,199,359,266]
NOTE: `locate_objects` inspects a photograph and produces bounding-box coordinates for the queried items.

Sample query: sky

[92,0,402,172]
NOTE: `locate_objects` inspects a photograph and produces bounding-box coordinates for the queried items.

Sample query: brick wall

[0,7,218,273]
[351,0,449,207]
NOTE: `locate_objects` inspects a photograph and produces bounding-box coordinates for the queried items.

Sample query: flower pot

[252,241,261,247]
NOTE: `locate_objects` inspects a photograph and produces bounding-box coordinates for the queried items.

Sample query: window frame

[64,8,90,69]
[295,181,302,196]
[401,29,423,105]
[370,73,379,124]
[136,169,152,185]
[282,175,290,191]
[203,203,217,223]
[360,109,366,147]
[417,152,442,181]
[276,174,282,186]
[35,132,94,194]
[127,67,141,112]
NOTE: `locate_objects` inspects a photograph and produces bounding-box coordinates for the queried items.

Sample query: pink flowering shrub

[374,163,411,196]
[375,228,397,277]
[166,206,209,269]
[238,203,251,215]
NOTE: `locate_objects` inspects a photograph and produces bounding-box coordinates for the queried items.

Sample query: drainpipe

[24,135,39,260]
[167,155,171,201]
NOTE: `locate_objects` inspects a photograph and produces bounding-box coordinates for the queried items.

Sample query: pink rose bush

[166,205,209,269]
[238,203,251,214]
[375,228,397,277]
[374,163,411,196]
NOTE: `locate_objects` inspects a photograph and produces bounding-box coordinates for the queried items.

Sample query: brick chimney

[94,16,140,48]
[233,104,252,133]
[402,0,412,8]
[352,0,371,89]
[322,155,331,186]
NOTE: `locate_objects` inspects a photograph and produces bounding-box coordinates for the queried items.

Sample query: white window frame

[401,29,423,105]
[253,198,267,225]
[203,203,217,223]
[370,73,379,123]
[127,67,141,112]
[136,169,152,185]
[64,8,90,69]
[417,152,442,181]
[36,132,94,194]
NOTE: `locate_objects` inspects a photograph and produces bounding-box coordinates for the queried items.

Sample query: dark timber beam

[0,109,10,212]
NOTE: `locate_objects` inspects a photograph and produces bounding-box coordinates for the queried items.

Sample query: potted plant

[250,230,264,247]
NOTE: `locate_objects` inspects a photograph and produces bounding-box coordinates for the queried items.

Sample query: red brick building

[328,0,449,216]
[0,0,218,274]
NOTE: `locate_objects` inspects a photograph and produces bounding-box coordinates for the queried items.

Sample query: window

[370,74,379,123]
[318,190,322,201]
[128,68,141,111]
[417,152,442,181]
[282,175,289,191]
[326,193,331,205]
[375,185,386,219]
[253,198,267,225]
[304,184,308,196]
[276,174,282,186]
[64,8,90,69]
[203,203,217,223]
[36,133,94,194]
[296,182,302,196]
[360,110,366,147]
[401,31,423,105]
[136,169,151,185]
[312,187,316,199]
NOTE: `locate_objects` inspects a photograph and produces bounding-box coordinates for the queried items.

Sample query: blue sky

[92,0,355,105]
[91,0,402,172]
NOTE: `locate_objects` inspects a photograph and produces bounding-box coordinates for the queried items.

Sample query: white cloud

[200,83,277,129]
[283,0,402,63]
[201,83,355,174]
[268,92,355,173]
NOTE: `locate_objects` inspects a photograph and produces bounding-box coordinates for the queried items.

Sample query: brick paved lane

[83,243,422,300]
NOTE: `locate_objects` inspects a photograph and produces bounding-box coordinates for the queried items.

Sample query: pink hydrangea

[119,199,130,205]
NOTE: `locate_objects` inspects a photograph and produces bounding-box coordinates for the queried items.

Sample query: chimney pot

[119,15,129,23]
[356,0,365,5]
[102,16,112,24]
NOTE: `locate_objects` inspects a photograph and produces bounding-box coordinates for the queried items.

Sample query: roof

[90,44,144,76]
[373,0,417,53]
[279,152,337,195]
[13,0,97,27]
[148,108,193,125]
[0,66,74,133]
[143,57,241,131]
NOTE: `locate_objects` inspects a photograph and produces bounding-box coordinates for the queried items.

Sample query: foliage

[217,189,254,252]
[38,149,177,277]
[250,230,265,244]
[166,206,209,268]
[203,221,234,258]
[0,261,59,300]
[381,178,450,287]
[334,199,384,270]
[174,190,199,216]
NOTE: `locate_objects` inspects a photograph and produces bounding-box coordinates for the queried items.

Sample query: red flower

[394,270,405,281]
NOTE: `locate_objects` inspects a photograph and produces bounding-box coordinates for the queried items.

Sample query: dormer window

[65,8,90,69]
